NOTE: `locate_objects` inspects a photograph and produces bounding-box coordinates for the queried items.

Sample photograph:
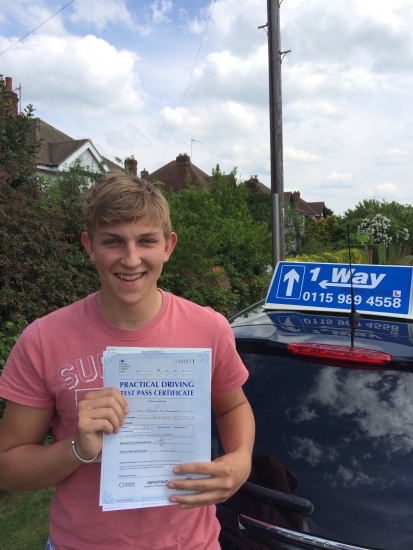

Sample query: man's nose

[121,244,142,267]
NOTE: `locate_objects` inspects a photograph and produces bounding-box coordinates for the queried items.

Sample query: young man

[0,174,255,550]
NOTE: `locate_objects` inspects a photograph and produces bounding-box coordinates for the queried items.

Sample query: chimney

[292,191,300,206]
[140,168,149,179]
[3,76,19,116]
[125,155,137,176]
[176,153,191,190]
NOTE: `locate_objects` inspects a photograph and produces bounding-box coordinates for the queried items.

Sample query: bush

[387,243,398,263]
[367,244,386,265]
[0,316,28,418]
[289,248,366,264]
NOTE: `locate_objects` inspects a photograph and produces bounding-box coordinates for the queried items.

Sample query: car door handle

[239,481,315,516]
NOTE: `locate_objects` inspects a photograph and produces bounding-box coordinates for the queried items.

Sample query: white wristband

[71,440,100,464]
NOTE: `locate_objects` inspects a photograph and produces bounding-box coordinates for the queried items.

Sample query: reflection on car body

[216,262,413,550]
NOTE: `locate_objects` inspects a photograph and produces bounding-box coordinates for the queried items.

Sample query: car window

[216,352,413,550]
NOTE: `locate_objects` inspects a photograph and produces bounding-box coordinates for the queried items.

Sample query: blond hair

[83,173,172,238]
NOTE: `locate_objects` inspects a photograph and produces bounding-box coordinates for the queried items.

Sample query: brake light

[288,343,392,365]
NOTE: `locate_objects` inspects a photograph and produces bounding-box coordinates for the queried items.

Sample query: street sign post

[265,262,413,318]
[357,226,370,243]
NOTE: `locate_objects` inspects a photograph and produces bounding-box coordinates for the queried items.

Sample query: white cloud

[3,2,67,36]
[158,101,259,138]
[134,0,174,36]
[323,460,391,489]
[189,0,267,55]
[289,436,338,466]
[328,172,354,181]
[190,46,268,106]
[70,0,133,30]
[284,147,323,163]
[281,0,413,74]
[387,148,409,156]
[305,369,413,456]
[151,0,172,24]
[335,464,373,487]
[1,34,143,116]
[159,106,203,133]
[376,183,400,195]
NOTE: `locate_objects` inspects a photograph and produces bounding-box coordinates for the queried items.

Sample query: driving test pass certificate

[99,347,211,511]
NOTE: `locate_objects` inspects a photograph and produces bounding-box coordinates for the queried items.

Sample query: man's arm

[0,401,81,491]
[0,388,129,492]
[167,387,255,509]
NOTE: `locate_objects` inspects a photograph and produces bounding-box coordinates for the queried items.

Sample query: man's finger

[83,387,129,413]
[173,460,230,477]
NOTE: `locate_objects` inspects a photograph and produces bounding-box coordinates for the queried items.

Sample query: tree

[340,199,413,252]
[303,215,340,252]
[160,169,272,317]
[0,84,99,417]
[284,199,304,253]
[0,75,41,189]
[0,80,102,345]
[39,159,105,243]
[240,177,271,228]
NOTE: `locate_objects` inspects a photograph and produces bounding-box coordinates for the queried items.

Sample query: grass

[0,487,54,550]
[396,255,413,265]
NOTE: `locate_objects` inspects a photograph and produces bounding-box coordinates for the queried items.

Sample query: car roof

[231,302,413,365]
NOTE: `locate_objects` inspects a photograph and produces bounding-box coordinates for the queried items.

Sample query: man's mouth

[116,273,145,281]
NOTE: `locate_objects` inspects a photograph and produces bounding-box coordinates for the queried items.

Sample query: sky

[1,0,412,215]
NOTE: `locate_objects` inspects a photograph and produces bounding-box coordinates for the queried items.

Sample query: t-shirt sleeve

[210,311,249,394]
[0,320,55,408]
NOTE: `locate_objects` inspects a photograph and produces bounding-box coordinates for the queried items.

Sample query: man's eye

[104,240,120,245]
[141,239,157,245]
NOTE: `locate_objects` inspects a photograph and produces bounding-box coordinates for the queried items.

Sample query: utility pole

[266,0,288,267]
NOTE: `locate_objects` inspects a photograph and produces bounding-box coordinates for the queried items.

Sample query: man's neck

[96,289,163,329]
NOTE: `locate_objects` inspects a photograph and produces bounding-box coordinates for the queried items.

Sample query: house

[285,191,325,219]
[34,118,124,177]
[3,76,125,177]
[142,153,210,191]
[245,175,271,195]
[142,153,271,194]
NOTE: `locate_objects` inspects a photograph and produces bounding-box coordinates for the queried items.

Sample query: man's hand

[167,448,252,509]
[167,387,255,509]
[76,387,129,460]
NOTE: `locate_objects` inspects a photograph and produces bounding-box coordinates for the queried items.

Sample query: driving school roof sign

[265,262,413,318]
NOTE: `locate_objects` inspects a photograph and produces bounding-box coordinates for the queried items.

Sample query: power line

[0,0,75,57]
[160,0,216,163]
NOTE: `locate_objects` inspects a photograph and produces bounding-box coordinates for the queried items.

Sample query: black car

[215,262,413,550]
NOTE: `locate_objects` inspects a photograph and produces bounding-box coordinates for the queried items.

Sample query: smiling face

[81,218,177,328]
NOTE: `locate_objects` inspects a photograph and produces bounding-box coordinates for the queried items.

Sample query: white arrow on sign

[283,269,300,296]
[319,277,385,290]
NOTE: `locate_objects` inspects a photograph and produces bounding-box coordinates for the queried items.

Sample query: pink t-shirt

[0,290,248,550]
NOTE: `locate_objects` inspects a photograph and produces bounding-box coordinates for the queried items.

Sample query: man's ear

[81,232,96,263]
[164,232,177,263]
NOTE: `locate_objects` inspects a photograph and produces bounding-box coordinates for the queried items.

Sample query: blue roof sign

[265,262,413,318]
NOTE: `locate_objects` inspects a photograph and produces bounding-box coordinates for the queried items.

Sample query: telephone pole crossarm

[280,49,291,62]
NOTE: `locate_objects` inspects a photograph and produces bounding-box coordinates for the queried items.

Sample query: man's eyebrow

[139,232,161,238]
[98,231,161,238]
